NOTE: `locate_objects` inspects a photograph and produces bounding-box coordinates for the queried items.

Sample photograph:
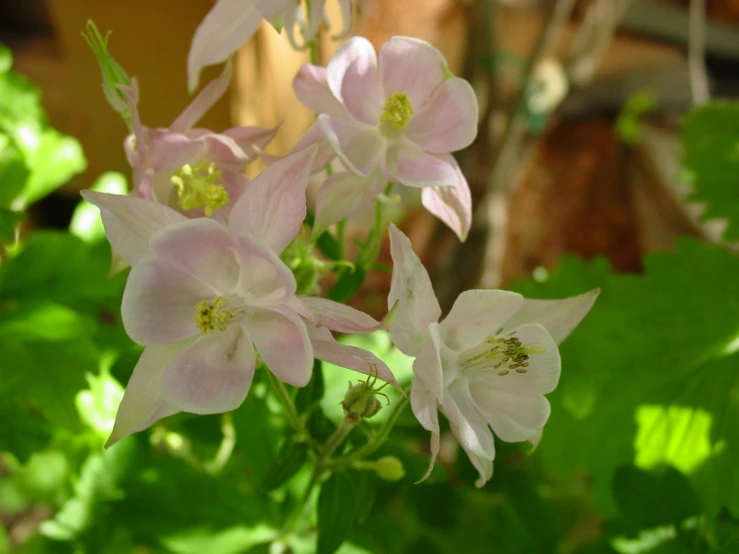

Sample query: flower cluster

[86,10,598,487]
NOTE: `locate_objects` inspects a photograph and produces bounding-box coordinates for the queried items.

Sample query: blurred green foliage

[1,43,738,554]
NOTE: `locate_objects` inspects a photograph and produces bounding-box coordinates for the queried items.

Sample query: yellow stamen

[194,297,232,333]
[171,161,230,216]
[380,92,413,135]
[459,333,545,376]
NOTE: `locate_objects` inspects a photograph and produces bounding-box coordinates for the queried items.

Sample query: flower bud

[341,382,382,422]
[374,456,405,481]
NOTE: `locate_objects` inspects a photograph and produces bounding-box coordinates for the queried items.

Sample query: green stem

[266,370,308,441]
[319,418,358,466]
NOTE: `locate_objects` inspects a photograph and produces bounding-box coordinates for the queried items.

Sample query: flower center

[194,297,233,333]
[171,161,230,216]
[379,92,413,136]
[458,333,544,377]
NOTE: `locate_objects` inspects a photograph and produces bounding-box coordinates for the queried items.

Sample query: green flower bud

[341,382,382,422]
[374,456,405,481]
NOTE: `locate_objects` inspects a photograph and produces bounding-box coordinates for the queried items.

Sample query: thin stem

[267,370,308,440]
[319,418,358,466]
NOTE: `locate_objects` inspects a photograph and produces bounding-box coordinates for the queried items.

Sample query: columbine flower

[387,224,598,487]
[123,64,277,218]
[84,149,397,446]
[292,36,478,240]
[187,0,353,92]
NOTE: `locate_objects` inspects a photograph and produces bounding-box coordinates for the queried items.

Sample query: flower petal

[421,155,472,241]
[106,343,184,447]
[477,323,561,395]
[81,191,187,266]
[410,379,441,483]
[443,381,495,487]
[172,62,231,133]
[379,37,446,108]
[229,147,317,253]
[286,121,337,174]
[293,64,344,117]
[187,0,263,92]
[147,130,206,172]
[471,388,551,444]
[243,307,313,387]
[326,36,382,124]
[406,77,478,153]
[234,233,297,304]
[412,323,444,401]
[318,115,384,176]
[150,218,241,293]
[312,171,385,239]
[502,289,600,345]
[295,297,381,333]
[384,139,458,188]
[439,289,524,352]
[220,124,279,159]
[388,224,441,356]
[306,324,398,387]
[163,326,256,413]
[121,258,213,345]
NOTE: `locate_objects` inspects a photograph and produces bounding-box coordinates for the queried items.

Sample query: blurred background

[1,0,739,553]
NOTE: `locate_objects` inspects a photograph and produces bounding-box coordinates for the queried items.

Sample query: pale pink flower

[387,225,598,487]
[187,0,353,92]
[292,36,478,240]
[84,149,397,446]
[123,65,277,218]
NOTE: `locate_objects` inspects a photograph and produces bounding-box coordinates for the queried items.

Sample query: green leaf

[317,471,364,554]
[0,207,23,243]
[295,360,325,414]
[16,130,86,209]
[0,137,28,208]
[512,239,739,517]
[260,439,309,493]
[683,102,739,240]
[329,267,366,303]
[0,43,11,74]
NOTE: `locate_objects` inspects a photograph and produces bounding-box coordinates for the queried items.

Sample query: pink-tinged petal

[243,307,313,387]
[187,0,263,92]
[421,155,471,241]
[147,130,205,172]
[172,63,231,133]
[106,343,184,447]
[477,323,561,395]
[295,297,381,333]
[439,290,524,352]
[326,36,382,124]
[220,124,279,159]
[388,224,441,356]
[151,218,240,293]
[81,191,186,266]
[379,37,446,108]
[407,77,478,153]
[163,326,256,413]
[287,122,337,174]
[229,148,317,253]
[410,379,441,483]
[318,115,384,177]
[234,233,297,304]
[293,64,344,117]
[384,139,457,188]
[502,289,600,345]
[122,258,212,345]
[472,389,550,444]
[312,171,385,239]
[412,323,444,402]
[306,324,398,387]
[443,382,495,488]
[118,84,145,160]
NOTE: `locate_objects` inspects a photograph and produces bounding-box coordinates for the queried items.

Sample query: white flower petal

[318,114,384,176]
[439,289,524,352]
[229,147,317,253]
[410,379,441,483]
[312,171,385,239]
[244,307,313,387]
[379,37,446,108]
[233,233,297,304]
[81,191,186,267]
[502,289,600,345]
[326,36,382,124]
[412,323,445,402]
[471,388,550,444]
[172,63,232,133]
[162,326,256,413]
[384,139,458,188]
[421,156,472,241]
[121,258,213,345]
[387,224,441,357]
[293,64,344,117]
[150,218,241,293]
[296,297,381,333]
[106,343,185,447]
